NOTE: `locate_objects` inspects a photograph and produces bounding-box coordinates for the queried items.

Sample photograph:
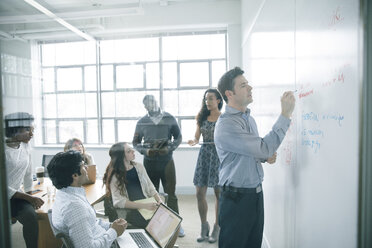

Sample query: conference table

[31,178,106,248]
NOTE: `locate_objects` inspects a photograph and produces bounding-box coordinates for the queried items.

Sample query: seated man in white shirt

[47,150,128,248]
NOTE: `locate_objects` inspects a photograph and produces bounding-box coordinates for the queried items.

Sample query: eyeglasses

[72,143,83,148]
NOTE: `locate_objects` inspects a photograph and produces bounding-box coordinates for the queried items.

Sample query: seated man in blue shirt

[47,151,128,248]
[214,67,295,248]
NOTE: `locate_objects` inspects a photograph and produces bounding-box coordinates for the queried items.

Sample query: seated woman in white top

[64,138,95,165]
[103,142,162,228]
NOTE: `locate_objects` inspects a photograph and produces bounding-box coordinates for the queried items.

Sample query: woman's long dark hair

[196,88,223,127]
[103,142,134,196]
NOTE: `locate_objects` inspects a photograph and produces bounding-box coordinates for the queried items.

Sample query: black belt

[221,184,262,194]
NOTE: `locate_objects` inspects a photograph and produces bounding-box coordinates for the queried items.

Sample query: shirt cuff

[107,228,118,239]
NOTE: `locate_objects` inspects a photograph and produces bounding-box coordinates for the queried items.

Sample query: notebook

[117,203,182,248]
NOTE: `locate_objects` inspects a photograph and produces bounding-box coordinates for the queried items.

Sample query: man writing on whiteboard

[214,67,295,248]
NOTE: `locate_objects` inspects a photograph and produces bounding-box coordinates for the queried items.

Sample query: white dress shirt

[5,142,33,200]
[52,186,117,248]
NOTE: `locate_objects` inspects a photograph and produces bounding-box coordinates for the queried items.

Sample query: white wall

[20,0,242,194]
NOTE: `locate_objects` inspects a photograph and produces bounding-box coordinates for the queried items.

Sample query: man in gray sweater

[132,95,185,237]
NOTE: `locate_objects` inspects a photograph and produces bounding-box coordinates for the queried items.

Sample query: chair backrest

[47,209,74,248]
[104,196,118,222]
[42,155,55,177]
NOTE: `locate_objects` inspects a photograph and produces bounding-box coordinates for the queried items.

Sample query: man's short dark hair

[47,151,83,189]
[143,95,155,104]
[4,112,34,138]
[218,67,245,103]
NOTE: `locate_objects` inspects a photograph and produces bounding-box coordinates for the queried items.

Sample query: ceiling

[0,0,234,43]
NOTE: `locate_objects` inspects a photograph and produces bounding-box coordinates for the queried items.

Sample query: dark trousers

[10,198,39,248]
[126,209,149,229]
[144,159,179,214]
[218,189,264,248]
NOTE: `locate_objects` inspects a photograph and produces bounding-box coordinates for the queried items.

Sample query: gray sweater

[133,112,182,161]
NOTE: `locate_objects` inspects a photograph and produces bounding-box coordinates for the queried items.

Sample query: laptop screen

[145,203,182,248]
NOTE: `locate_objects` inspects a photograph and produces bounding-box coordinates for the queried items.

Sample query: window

[40,32,227,145]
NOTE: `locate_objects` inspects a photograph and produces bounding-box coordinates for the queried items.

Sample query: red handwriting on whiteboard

[322,72,345,87]
[329,6,344,29]
[299,89,314,99]
[322,64,349,87]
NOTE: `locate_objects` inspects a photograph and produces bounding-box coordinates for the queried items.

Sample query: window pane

[163,90,179,116]
[163,62,177,88]
[57,93,85,118]
[86,119,99,143]
[99,40,115,63]
[85,66,97,91]
[163,34,226,60]
[116,64,144,89]
[101,65,113,90]
[212,60,226,87]
[44,120,56,143]
[42,68,55,92]
[59,121,84,143]
[54,41,96,66]
[43,94,56,118]
[180,62,209,87]
[41,44,56,66]
[85,93,97,117]
[146,63,159,89]
[100,38,159,63]
[118,120,138,142]
[180,119,197,142]
[101,92,115,117]
[102,119,115,144]
[178,89,205,116]
[57,67,82,91]
[116,91,148,118]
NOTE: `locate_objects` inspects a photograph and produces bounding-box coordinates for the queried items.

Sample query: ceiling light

[23,0,95,41]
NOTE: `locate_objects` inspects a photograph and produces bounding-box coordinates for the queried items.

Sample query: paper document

[135,197,157,220]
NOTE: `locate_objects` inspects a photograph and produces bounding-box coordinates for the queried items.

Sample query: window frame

[39,31,228,145]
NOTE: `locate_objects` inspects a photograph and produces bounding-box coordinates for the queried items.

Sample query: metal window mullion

[96,41,103,145]
[224,33,228,69]
[143,63,147,90]
[54,67,60,144]
[115,118,118,143]
[40,61,46,144]
[159,36,164,108]
[177,61,180,116]
[208,60,212,87]
[55,119,60,143]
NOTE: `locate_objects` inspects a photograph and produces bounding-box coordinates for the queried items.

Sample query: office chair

[47,209,74,248]
[42,154,55,177]
[102,193,168,223]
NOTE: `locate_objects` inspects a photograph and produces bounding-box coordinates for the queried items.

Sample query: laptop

[117,203,182,248]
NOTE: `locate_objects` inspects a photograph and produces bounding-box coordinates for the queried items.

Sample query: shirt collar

[225,105,251,116]
[60,186,86,196]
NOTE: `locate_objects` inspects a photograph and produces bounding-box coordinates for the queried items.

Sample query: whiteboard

[243,0,361,247]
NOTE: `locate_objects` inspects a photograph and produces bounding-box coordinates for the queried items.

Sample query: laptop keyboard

[129,232,154,248]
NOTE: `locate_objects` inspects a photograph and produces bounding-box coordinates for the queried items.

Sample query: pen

[41,193,47,197]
